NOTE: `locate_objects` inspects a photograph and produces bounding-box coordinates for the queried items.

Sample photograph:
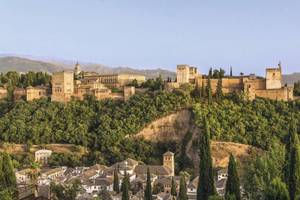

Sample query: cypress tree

[2,153,16,189]
[171,177,177,196]
[201,80,206,98]
[144,168,152,200]
[225,154,241,200]
[121,172,129,200]
[197,117,216,200]
[216,75,223,102]
[178,176,188,200]
[113,168,120,193]
[287,131,300,200]
[230,66,233,77]
[209,68,213,77]
[207,76,212,105]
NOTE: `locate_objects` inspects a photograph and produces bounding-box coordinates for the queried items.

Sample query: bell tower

[74,62,81,76]
[163,151,174,176]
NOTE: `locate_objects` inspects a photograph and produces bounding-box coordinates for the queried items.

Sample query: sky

[0,0,300,75]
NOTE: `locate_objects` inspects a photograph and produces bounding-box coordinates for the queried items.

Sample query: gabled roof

[134,165,172,176]
[163,151,174,156]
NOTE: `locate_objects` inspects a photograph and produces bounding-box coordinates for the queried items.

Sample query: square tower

[163,151,175,176]
[176,65,198,84]
[266,63,282,90]
[51,71,74,102]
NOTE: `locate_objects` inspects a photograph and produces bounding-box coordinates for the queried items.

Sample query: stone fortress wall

[173,63,294,101]
[0,63,144,103]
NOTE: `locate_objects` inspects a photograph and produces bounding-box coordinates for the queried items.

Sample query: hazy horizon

[1,0,300,75]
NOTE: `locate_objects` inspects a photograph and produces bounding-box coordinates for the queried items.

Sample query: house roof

[163,151,174,156]
[188,176,198,189]
[134,165,172,176]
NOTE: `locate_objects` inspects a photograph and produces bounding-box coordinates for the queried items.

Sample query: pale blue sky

[0,0,300,75]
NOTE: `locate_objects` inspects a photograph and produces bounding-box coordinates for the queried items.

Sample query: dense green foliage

[0,71,51,88]
[0,90,189,165]
[265,177,290,200]
[193,98,300,150]
[51,179,82,200]
[243,141,285,199]
[225,154,241,200]
[197,118,216,200]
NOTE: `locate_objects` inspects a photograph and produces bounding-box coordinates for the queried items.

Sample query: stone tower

[266,62,282,90]
[74,62,81,76]
[163,151,175,176]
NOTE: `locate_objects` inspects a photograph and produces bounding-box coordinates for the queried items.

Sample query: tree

[294,81,300,96]
[121,172,130,200]
[225,154,241,200]
[230,66,233,77]
[208,195,223,200]
[207,76,212,105]
[113,168,120,193]
[197,117,216,200]
[265,177,290,200]
[27,162,41,197]
[144,168,152,200]
[209,68,213,77]
[2,153,16,189]
[216,75,223,102]
[171,177,177,196]
[178,176,188,200]
[201,80,206,98]
[287,131,300,200]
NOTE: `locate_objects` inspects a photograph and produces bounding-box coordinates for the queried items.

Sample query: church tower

[74,62,81,76]
[163,151,175,176]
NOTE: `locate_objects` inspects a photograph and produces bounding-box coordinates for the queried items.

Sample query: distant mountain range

[0,56,176,79]
[0,56,299,84]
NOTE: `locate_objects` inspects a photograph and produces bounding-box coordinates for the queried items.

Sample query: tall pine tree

[216,74,223,102]
[113,168,120,193]
[2,153,16,189]
[225,154,241,200]
[207,76,212,105]
[121,172,129,200]
[178,176,188,200]
[197,117,216,200]
[171,177,177,196]
[144,168,152,200]
[287,131,300,200]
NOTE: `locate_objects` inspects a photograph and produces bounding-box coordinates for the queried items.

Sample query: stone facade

[85,73,146,88]
[26,86,50,101]
[163,151,175,176]
[35,149,52,165]
[51,71,74,102]
[176,64,198,84]
[172,63,294,101]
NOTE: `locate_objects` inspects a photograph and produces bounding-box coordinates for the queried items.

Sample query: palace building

[171,63,294,101]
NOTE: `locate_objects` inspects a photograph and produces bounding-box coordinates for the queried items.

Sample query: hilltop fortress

[167,63,294,101]
[0,62,294,102]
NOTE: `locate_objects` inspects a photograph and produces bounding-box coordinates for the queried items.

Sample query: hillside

[136,109,261,169]
[0,56,176,79]
[282,73,300,85]
[0,56,64,73]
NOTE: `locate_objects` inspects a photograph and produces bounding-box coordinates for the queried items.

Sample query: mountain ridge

[0,56,299,83]
[0,56,176,79]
